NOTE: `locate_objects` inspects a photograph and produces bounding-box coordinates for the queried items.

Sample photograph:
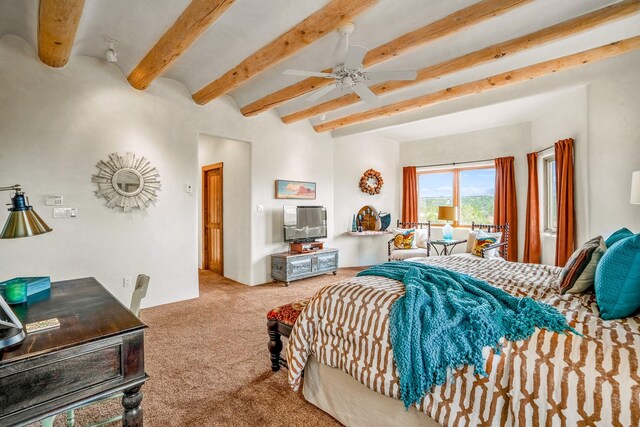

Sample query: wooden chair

[40,275,150,427]
[470,222,509,258]
[387,220,431,261]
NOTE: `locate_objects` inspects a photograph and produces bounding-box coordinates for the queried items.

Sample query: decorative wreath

[359,169,384,195]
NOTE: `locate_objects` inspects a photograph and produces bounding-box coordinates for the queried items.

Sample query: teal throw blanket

[357,261,576,408]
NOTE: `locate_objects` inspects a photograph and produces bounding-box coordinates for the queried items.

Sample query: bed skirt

[303,356,439,427]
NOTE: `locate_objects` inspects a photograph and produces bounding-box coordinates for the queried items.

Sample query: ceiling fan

[283,23,417,104]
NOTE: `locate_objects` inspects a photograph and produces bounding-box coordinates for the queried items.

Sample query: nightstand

[430,239,467,256]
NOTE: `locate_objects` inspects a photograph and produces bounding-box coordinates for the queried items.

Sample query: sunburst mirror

[91,152,161,212]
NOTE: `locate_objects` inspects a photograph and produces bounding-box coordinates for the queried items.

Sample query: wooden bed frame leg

[267,320,282,372]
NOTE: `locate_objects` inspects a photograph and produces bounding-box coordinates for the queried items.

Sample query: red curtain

[523,152,541,264]
[494,157,518,261]
[555,138,576,267]
[402,166,418,223]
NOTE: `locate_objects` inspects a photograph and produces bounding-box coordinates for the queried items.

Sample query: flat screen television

[283,206,327,242]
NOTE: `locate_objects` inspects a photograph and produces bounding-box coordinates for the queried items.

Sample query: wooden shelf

[346,231,393,236]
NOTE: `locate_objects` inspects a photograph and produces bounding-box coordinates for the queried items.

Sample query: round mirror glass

[115,170,142,194]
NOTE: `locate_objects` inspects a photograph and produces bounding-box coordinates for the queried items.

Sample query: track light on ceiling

[105,38,119,63]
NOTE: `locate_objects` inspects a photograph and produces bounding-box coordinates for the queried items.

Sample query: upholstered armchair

[387,221,431,261]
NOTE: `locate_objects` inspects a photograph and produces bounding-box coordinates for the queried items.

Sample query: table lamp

[0,185,52,239]
[438,206,456,240]
[631,171,640,205]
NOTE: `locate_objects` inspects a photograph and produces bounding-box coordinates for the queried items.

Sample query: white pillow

[415,229,429,249]
[465,231,478,253]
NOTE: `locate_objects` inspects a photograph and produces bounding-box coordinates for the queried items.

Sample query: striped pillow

[559,236,606,294]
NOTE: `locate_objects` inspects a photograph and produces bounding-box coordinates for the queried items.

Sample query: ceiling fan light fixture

[282,25,417,105]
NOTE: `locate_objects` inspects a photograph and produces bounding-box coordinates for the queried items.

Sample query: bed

[284,255,640,426]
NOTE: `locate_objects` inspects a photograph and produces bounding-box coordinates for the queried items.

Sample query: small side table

[430,239,467,256]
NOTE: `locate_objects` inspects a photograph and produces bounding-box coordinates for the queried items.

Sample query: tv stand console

[271,248,339,286]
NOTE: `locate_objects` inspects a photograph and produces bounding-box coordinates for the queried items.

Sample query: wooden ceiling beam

[191,0,377,105]
[314,36,640,133]
[38,0,85,68]
[239,0,532,117]
[283,0,640,124]
[128,0,235,90]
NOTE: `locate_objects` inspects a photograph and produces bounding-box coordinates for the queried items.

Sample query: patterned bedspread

[286,256,640,426]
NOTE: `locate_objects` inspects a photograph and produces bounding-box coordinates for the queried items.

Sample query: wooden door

[203,163,223,274]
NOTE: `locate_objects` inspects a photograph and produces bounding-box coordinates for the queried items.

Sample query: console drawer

[315,253,337,272]
[288,258,313,277]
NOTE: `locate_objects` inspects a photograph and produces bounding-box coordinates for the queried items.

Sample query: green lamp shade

[1,193,52,239]
[5,279,27,304]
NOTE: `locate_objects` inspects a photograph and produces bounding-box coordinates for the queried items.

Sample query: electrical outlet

[123,277,131,288]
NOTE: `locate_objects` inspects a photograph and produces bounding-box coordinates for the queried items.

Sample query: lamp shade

[437,205,457,222]
[631,171,640,205]
[1,193,52,239]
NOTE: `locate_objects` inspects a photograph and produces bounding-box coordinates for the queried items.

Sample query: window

[544,157,557,233]
[418,166,495,226]
[418,171,454,222]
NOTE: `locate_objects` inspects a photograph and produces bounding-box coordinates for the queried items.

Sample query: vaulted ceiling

[1,0,639,136]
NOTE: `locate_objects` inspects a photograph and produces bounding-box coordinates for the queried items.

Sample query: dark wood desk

[0,278,147,427]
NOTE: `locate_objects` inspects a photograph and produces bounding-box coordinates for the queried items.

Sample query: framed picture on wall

[275,180,316,200]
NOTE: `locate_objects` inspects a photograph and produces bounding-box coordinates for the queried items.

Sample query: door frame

[202,162,223,274]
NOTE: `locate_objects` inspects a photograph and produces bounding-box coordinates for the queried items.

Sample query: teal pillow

[595,234,640,320]
[605,227,633,248]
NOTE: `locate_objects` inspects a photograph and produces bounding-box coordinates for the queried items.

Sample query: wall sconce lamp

[0,185,52,239]
[105,38,118,63]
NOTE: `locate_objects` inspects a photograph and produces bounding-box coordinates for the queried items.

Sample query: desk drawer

[0,341,122,415]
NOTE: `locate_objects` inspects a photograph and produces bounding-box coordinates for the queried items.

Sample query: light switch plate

[256,205,264,213]
[45,195,63,206]
[53,208,77,218]
[185,184,193,193]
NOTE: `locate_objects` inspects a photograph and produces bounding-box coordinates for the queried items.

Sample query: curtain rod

[415,144,556,168]
[536,144,555,154]
[415,158,495,169]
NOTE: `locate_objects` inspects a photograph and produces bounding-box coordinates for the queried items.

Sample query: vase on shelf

[379,212,391,231]
[351,214,357,232]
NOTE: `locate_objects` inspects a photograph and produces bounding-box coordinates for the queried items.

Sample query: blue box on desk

[0,277,51,300]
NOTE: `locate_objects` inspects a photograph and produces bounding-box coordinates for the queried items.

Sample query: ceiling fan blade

[351,83,378,104]
[344,45,368,70]
[283,69,334,78]
[365,70,418,82]
[305,84,338,102]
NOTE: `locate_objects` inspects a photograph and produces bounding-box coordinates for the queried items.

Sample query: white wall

[246,120,334,285]
[397,49,640,265]
[198,135,251,284]
[531,60,640,263]
[585,61,640,239]
[0,35,334,308]
[332,134,400,266]
[531,87,588,265]
[400,123,531,259]
[0,36,199,307]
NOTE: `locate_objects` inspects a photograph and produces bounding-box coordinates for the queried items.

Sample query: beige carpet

[36,268,364,427]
